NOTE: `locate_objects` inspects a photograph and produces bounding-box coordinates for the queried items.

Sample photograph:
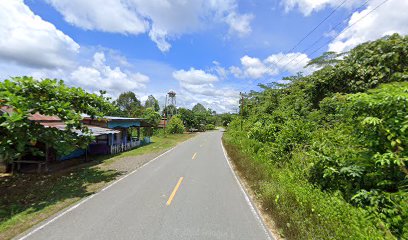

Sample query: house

[82,115,152,154]
[0,106,152,172]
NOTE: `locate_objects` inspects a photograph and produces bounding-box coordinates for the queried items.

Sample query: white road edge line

[17,146,178,240]
[221,142,274,240]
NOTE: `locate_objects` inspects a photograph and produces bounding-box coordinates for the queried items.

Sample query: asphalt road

[18,130,273,240]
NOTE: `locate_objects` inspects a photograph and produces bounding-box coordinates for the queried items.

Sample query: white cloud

[45,0,148,34]
[0,0,79,68]
[230,52,315,79]
[210,61,228,79]
[70,52,149,96]
[328,0,408,53]
[173,68,218,86]
[45,0,253,52]
[265,52,315,74]
[224,12,254,36]
[281,0,358,16]
[172,67,239,112]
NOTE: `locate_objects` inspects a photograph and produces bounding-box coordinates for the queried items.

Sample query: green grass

[0,133,195,240]
[222,133,392,240]
[102,133,195,165]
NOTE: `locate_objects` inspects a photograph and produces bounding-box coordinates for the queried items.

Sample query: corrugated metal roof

[28,112,61,121]
[1,106,61,121]
[81,114,145,121]
[40,122,120,136]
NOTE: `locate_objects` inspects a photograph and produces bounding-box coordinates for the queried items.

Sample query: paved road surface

[17,130,273,240]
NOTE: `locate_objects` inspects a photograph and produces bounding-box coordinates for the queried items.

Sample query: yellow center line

[192,152,197,159]
[166,177,184,206]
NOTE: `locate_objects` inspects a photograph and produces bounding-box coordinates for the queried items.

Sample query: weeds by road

[0,133,195,240]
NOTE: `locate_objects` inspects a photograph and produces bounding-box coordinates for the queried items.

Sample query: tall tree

[163,105,177,118]
[178,107,198,129]
[0,77,115,164]
[192,103,206,113]
[144,95,160,112]
[114,91,143,117]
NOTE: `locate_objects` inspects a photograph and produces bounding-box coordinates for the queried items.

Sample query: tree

[192,103,206,113]
[144,95,160,112]
[220,113,233,127]
[142,108,161,137]
[163,104,177,118]
[178,107,198,130]
[0,77,115,164]
[167,115,184,134]
[114,91,143,117]
[306,51,344,68]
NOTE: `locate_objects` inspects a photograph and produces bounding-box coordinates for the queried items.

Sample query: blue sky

[0,0,407,112]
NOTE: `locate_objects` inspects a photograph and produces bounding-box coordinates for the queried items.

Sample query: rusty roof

[28,112,61,121]
[1,106,61,121]
[40,122,120,136]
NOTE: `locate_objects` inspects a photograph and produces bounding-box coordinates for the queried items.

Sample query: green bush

[206,124,215,130]
[222,35,408,239]
[167,116,184,134]
[223,130,391,240]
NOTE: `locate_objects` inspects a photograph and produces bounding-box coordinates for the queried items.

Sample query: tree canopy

[0,77,115,163]
[225,34,408,239]
[144,95,160,112]
[192,103,206,113]
[113,91,143,117]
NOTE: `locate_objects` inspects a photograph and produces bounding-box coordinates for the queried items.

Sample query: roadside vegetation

[223,34,408,239]
[0,133,195,240]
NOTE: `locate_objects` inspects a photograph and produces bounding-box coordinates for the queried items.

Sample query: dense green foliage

[0,77,115,163]
[206,124,215,130]
[163,104,177,118]
[112,91,143,117]
[142,108,161,136]
[144,95,160,112]
[167,115,185,134]
[224,34,408,239]
[178,104,218,131]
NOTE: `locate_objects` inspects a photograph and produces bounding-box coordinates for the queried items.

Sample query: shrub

[167,116,184,134]
[206,124,215,130]
[220,35,408,239]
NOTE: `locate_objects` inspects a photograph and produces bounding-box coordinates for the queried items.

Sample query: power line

[284,0,349,55]
[279,0,370,70]
[268,0,349,68]
[291,0,390,68]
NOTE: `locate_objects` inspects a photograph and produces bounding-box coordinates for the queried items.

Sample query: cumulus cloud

[172,67,239,113]
[45,0,253,52]
[281,0,408,53]
[69,52,149,96]
[230,52,315,79]
[281,0,358,16]
[0,0,79,68]
[46,0,148,34]
[224,12,254,36]
[328,0,408,53]
[173,68,218,86]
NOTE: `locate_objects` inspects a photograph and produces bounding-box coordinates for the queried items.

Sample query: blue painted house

[82,115,152,154]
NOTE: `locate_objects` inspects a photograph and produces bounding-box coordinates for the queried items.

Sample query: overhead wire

[267,0,350,69]
[279,0,371,71]
[291,0,390,69]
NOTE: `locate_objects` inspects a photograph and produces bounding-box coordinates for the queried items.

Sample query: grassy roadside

[222,133,391,240]
[0,133,195,240]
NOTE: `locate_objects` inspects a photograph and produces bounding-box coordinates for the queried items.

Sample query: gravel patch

[101,150,167,173]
